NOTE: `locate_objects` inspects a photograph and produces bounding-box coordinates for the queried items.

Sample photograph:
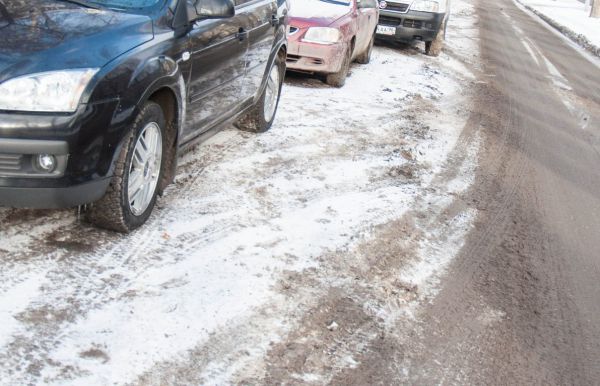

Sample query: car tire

[425,20,446,57]
[325,43,352,88]
[356,32,375,64]
[236,54,285,133]
[86,101,166,233]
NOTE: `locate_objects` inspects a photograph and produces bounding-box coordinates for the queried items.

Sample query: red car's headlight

[302,27,342,45]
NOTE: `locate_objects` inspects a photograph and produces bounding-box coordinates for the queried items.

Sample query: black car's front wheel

[236,54,285,133]
[86,101,166,233]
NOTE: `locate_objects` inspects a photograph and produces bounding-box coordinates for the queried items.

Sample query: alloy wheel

[127,122,163,216]
[264,64,281,122]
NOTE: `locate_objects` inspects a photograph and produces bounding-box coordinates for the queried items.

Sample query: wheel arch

[254,40,287,104]
[146,87,180,192]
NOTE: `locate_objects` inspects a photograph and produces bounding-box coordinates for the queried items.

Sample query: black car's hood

[0,0,154,82]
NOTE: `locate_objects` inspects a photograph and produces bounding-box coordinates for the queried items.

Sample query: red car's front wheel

[326,43,353,88]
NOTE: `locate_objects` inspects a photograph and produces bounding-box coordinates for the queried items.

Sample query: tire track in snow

[2,20,480,384]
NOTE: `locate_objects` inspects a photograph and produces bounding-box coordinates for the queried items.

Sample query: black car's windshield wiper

[54,0,101,9]
[318,0,351,5]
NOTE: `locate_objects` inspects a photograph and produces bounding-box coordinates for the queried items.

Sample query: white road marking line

[521,39,541,66]
[502,5,591,130]
[512,0,600,70]
[500,9,541,67]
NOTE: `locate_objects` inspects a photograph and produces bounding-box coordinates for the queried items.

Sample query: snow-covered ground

[517,0,600,53]
[0,0,481,384]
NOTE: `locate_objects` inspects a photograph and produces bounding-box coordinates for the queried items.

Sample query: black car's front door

[236,0,277,100]
[183,12,248,142]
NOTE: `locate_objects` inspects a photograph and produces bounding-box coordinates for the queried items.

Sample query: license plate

[376,25,396,36]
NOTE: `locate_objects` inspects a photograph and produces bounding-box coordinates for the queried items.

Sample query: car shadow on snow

[374,38,425,56]
[284,70,334,89]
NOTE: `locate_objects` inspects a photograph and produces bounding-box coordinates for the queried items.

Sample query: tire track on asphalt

[397,0,600,383]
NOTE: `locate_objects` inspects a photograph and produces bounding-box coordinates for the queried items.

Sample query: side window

[235,0,252,5]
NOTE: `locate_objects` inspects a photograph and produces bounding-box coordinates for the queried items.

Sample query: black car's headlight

[0,69,99,113]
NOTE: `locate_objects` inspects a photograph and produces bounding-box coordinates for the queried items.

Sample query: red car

[287,0,379,87]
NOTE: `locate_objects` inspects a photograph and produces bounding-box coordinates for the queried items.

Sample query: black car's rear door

[183,12,248,141]
[235,0,278,100]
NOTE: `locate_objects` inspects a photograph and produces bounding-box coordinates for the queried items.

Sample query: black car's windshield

[85,0,162,10]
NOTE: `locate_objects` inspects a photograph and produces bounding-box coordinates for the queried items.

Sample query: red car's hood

[289,0,352,26]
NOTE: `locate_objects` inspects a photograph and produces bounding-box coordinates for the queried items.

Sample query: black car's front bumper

[0,178,110,208]
[376,10,446,43]
[0,100,126,209]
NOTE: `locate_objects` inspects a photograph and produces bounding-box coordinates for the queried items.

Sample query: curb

[516,0,600,58]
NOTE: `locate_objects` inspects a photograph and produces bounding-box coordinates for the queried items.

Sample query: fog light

[36,154,56,173]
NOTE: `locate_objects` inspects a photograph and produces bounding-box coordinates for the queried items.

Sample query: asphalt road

[399,0,600,383]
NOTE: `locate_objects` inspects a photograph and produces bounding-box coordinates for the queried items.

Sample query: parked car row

[0,0,449,232]
[286,0,379,87]
[285,0,450,87]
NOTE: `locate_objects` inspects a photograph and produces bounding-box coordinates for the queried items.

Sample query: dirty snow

[0,0,481,383]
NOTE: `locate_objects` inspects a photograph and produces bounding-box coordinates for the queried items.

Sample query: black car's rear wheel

[236,54,285,133]
[86,101,166,233]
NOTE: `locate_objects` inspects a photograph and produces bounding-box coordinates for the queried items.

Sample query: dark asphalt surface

[402,0,600,383]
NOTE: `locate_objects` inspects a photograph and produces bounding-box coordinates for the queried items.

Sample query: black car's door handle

[236,28,248,41]
[271,14,279,27]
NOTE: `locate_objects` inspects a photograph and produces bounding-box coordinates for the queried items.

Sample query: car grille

[0,153,23,172]
[286,54,301,64]
[286,55,324,66]
[379,16,427,30]
[403,19,423,29]
[379,16,401,26]
[384,2,409,12]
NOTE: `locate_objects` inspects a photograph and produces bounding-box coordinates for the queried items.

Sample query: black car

[375,0,449,56]
[0,0,288,232]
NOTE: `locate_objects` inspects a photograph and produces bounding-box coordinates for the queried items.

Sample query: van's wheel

[86,101,166,233]
[236,54,285,133]
[325,43,352,87]
[356,32,375,64]
[425,20,446,57]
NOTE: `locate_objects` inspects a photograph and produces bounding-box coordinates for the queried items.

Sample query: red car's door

[355,0,378,55]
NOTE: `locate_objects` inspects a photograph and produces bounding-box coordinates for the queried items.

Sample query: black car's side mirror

[173,0,235,36]
[193,0,235,19]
